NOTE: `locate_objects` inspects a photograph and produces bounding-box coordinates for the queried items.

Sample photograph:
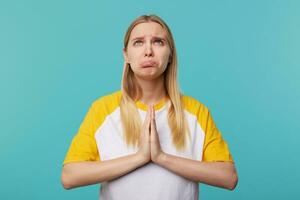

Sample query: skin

[125,22,238,189]
[145,105,238,190]
[61,22,238,190]
[123,22,170,104]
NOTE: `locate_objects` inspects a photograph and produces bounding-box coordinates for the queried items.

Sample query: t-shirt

[63,90,233,200]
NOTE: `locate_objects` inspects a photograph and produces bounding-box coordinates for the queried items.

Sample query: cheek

[127,49,141,62]
[161,51,171,65]
[127,51,141,71]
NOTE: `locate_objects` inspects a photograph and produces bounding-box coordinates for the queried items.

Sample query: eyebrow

[131,36,166,41]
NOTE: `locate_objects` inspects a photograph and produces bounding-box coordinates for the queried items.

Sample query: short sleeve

[201,108,234,162]
[63,103,100,165]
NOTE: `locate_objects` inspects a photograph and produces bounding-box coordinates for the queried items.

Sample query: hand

[150,105,165,163]
[137,105,151,164]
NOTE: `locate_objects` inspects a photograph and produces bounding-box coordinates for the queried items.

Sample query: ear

[123,48,129,63]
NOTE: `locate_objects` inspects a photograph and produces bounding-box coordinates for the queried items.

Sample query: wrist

[135,152,150,165]
[155,152,167,165]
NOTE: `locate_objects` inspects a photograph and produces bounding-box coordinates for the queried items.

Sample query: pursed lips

[140,60,157,68]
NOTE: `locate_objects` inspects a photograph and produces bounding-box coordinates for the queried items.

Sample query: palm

[150,105,164,163]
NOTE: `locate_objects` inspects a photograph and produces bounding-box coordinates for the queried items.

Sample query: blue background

[1,0,299,199]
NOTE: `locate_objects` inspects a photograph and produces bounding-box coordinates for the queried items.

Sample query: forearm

[156,153,238,190]
[61,153,147,189]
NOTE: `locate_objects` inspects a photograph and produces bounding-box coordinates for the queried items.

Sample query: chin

[135,72,163,81]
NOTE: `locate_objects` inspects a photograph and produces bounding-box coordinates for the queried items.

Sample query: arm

[156,153,238,190]
[149,105,238,190]
[62,102,153,190]
[61,153,147,189]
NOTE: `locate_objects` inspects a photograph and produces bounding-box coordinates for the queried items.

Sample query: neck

[135,75,167,106]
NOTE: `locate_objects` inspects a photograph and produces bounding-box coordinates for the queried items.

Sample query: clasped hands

[138,104,165,164]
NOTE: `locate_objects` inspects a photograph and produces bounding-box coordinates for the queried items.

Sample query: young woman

[61,14,238,200]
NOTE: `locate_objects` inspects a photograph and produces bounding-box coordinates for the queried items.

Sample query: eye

[153,39,164,46]
[133,40,143,46]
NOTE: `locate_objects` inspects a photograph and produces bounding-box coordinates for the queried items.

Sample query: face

[124,22,171,81]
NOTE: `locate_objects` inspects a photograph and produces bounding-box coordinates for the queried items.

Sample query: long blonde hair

[120,14,190,151]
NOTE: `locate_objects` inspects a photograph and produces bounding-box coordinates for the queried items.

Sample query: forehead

[129,22,167,39]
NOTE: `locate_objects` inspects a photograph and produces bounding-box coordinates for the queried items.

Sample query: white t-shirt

[63,90,233,200]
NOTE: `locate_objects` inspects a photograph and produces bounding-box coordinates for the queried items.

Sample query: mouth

[140,61,158,68]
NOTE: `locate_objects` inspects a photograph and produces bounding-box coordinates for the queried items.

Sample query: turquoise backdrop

[1,0,299,199]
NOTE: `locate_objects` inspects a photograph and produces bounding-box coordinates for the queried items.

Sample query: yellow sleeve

[200,107,234,162]
[63,102,100,165]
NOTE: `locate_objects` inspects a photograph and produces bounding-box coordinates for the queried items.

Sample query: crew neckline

[135,96,169,111]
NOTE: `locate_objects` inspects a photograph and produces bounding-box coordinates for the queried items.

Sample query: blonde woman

[61,14,238,200]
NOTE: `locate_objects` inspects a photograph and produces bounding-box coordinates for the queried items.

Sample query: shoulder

[181,94,209,116]
[181,94,208,111]
[90,90,122,114]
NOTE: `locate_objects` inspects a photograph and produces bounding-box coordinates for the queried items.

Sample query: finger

[148,105,152,123]
[146,106,150,120]
[146,106,151,130]
[151,109,154,126]
[152,105,157,129]
[142,106,151,131]
[149,104,152,120]
[150,113,155,138]
[151,105,157,133]
[150,106,153,128]
[149,105,153,132]
[152,105,155,120]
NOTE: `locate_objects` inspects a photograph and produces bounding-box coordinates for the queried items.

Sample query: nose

[144,42,153,57]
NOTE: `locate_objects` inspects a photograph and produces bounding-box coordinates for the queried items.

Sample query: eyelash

[133,40,143,46]
[133,40,164,46]
[154,40,164,45]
